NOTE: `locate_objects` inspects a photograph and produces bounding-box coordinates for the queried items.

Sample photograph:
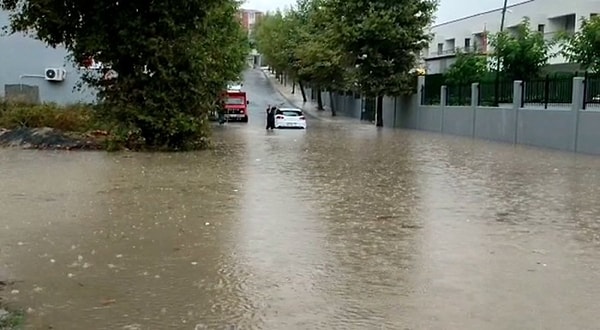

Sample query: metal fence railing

[478,80,513,106]
[584,72,600,109]
[445,84,471,106]
[421,73,591,108]
[362,97,376,121]
[520,75,573,108]
[421,74,443,105]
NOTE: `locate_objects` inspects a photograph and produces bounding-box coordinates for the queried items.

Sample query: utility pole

[494,0,509,106]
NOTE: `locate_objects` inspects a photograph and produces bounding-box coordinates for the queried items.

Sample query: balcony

[425,45,486,60]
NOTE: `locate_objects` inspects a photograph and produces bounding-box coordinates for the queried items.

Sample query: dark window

[464,38,471,49]
[538,24,545,33]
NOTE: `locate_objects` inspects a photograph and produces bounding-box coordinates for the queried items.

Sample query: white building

[423,0,600,74]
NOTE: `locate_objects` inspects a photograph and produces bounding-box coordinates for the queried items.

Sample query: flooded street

[1,69,600,329]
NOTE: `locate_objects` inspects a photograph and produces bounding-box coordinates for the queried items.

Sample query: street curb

[260,69,330,122]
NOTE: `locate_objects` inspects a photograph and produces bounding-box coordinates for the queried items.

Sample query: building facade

[423,0,600,74]
[0,11,95,105]
[238,9,263,37]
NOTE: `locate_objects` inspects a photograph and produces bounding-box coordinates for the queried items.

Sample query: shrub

[0,100,95,132]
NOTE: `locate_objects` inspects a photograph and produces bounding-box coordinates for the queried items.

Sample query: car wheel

[242,116,248,123]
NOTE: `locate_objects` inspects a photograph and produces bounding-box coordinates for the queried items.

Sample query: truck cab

[223,90,249,122]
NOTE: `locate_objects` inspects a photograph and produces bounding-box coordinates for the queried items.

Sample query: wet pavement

[1,69,600,329]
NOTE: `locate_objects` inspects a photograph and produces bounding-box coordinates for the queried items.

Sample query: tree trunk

[292,81,295,94]
[298,81,307,102]
[329,92,336,116]
[316,86,324,110]
[376,95,384,127]
[283,73,287,86]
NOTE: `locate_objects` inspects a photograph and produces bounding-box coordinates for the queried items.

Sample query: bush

[0,100,95,132]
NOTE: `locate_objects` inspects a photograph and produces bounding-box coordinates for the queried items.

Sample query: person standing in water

[266,105,276,130]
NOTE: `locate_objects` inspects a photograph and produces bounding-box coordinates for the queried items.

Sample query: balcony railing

[426,46,486,58]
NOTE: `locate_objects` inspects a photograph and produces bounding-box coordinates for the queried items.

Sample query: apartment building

[239,9,263,37]
[423,0,600,74]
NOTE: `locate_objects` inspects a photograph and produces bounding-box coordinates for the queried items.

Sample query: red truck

[222,90,249,122]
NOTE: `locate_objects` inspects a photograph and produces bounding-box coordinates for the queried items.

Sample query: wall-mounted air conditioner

[44,68,67,82]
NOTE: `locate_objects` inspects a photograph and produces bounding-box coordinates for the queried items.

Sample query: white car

[275,108,307,129]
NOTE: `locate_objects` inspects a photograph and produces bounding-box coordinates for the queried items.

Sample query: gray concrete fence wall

[393,76,600,155]
[310,76,600,156]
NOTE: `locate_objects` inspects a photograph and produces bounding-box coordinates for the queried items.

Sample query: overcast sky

[242,0,522,24]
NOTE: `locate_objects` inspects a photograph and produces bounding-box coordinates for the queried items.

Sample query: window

[464,38,471,49]
[538,24,545,33]
[226,97,245,105]
[277,110,302,117]
[591,13,597,18]
[437,43,443,54]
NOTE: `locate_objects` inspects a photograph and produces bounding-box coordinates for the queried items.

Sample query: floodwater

[1,69,600,329]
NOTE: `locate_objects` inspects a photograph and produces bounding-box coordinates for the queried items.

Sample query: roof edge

[432,0,535,28]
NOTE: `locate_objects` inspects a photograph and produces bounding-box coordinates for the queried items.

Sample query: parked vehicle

[223,90,249,122]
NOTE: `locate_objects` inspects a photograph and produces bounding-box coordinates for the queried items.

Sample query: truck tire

[242,116,249,123]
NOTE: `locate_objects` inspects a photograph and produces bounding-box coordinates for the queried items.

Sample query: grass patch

[0,308,24,330]
[0,100,96,132]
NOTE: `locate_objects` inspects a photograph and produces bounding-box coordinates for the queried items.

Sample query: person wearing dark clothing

[266,106,276,129]
[217,99,226,124]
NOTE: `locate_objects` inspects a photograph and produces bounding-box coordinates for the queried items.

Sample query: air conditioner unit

[44,68,66,82]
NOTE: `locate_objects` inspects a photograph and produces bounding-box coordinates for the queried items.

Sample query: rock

[0,127,103,150]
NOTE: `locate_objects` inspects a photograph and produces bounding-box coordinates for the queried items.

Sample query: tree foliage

[253,0,437,124]
[490,17,555,81]
[325,0,437,98]
[444,51,489,85]
[0,0,249,150]
[561,16,600,73]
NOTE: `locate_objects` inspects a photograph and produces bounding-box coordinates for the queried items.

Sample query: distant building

[422,0,599,74]
[238,9,263,37]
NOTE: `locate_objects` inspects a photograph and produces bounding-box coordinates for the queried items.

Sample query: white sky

[241,0,522,24]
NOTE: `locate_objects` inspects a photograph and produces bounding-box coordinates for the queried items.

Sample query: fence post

[513,80,523,144]
[544,74,550,109]
[572,77,585,152]
[583,71,588,110]
[417,75,425,105]
[471,82,479,138]
[440,85,447,133]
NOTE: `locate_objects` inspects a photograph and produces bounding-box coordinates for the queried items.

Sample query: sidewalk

[261,69,337,122]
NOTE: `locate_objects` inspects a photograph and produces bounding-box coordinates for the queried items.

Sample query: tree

[0,0,248,150]
[253,11,300,82]
[294,0,349,113]
[444,51,489,85]
[561,16,600,73]
[325,0,437,126]
[490,17,555,81]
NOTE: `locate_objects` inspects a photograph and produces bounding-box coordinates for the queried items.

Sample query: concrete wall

[289,73,600,157]
[306,87,363,120]
[381,76,600,156]
[576,110,600,154]
[0,10,95,105]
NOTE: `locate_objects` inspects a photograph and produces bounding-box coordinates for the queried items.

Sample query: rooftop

[432,0,534,28]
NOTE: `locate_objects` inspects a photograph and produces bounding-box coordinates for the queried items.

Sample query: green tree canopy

[561,16,600,73]
[490,17,555,81]
[0,0,249,150]
[253,0,437,125]
[253,1,348,111]
[444,51,489,85]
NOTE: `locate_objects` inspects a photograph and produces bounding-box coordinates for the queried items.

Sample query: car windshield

[226,97,245,105]
[278,110,302,116]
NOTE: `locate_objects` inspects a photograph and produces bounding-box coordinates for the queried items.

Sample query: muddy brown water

[1,70,600,329]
